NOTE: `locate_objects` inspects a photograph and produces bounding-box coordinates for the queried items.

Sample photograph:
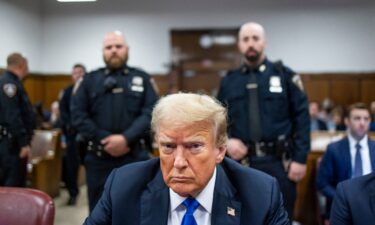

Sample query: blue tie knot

[182,197,200,216]
[355,143,362,151]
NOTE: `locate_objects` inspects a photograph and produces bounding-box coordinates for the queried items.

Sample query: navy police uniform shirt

[0,71,36,148]
[217,58,310,163]
[71,65,158,147]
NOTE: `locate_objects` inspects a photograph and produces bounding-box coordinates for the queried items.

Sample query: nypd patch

[292,74,304,92]
[3,83,17,98]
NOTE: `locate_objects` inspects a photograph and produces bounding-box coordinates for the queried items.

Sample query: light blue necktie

[181,197,199,225]
[352,143,363,178]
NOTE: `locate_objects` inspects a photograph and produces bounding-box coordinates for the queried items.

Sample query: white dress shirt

[167,167,217,225]
[348,133,372,177]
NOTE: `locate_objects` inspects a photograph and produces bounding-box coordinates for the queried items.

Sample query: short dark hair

[73,63,86,73]
[7,53,26,67]
[347,102,370,118]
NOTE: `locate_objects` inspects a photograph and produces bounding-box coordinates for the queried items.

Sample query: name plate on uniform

[112,88,124,94]
[131,85,144,92]
[246,83,258,89]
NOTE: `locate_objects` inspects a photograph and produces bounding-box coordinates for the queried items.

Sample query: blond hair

[151,93,228,146]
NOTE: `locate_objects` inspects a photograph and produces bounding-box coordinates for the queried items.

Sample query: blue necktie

[181,197,199,225]
[353,143,363,178]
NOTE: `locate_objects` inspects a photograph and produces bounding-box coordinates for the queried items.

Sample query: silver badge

[269,76,283,93]
[259,64,266,72]
[132,76,143,86]
[3,83,17,97]
[131,76,144,92]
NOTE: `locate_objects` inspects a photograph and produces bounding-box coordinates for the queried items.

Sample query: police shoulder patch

[150,78,159,94]
[3,83,17,97]
[292,74,304,92]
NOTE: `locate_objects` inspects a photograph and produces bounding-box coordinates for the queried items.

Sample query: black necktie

[247,70,262,142]
[352,143,363,177]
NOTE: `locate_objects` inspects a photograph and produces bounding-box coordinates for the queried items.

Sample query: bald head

[239,22,266,38]
[103,31,129,70]
[238,22,267,66]
[6,53,29,79]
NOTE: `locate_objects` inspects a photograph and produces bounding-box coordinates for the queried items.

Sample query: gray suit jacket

[330,172,375,225]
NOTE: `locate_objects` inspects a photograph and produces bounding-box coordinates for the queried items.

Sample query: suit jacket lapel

[342,138,352,178]
[140,169,169,225]
[211,165,241,225]
[370,190,375,219]
[368,140,375,171]
[366,173,375,219]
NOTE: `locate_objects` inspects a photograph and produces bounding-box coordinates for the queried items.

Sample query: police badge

[3,83,17,98]
[269,76,283,93]
[131,76,144,92]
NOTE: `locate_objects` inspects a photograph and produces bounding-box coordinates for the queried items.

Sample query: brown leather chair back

[0,187,55,225]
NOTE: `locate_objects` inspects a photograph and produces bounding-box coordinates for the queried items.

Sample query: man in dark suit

[330,172,375,224]
[317,102,375,217]
[309,101,328,131]
[83,93,289,225]
[59,63,86,205]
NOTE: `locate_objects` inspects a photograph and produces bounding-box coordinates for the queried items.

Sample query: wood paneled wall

[1,69,374,110]
[302,73,375,106]
[23,74,72,110]
[23,73,170,109]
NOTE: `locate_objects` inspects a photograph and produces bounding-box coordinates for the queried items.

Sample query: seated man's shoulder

[326,137,347,151]
[340,172,375,192]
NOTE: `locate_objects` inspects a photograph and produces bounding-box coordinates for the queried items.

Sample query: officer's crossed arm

[101,134,129,157]
[226,138,248,161]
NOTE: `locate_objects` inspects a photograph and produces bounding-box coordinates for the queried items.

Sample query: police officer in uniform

[0,53,36,186]
[71,31,158,211]
[217,22,310,220]
[59,63,86,205]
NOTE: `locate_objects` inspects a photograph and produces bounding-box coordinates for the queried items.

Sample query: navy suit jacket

[317,137,375,200]
[83,157,289,225]
[330,172,375,225]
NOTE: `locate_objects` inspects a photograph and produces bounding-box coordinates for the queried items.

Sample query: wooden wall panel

[181,73,221,96]
[3,69,375,112]
[360,79,375,104]
[302,75,330,102]
[43,76,72,109]
[152,74,170,96]
[23,74,71,110]
[330,77,360,106]
[301,73,375,106]
[24,75,45,105]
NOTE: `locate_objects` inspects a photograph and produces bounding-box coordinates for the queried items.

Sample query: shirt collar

[241,57,268,74]
[347,132,368,147]
[5,70,20,81]
[104,64,129,76]
[169,167,217,214]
